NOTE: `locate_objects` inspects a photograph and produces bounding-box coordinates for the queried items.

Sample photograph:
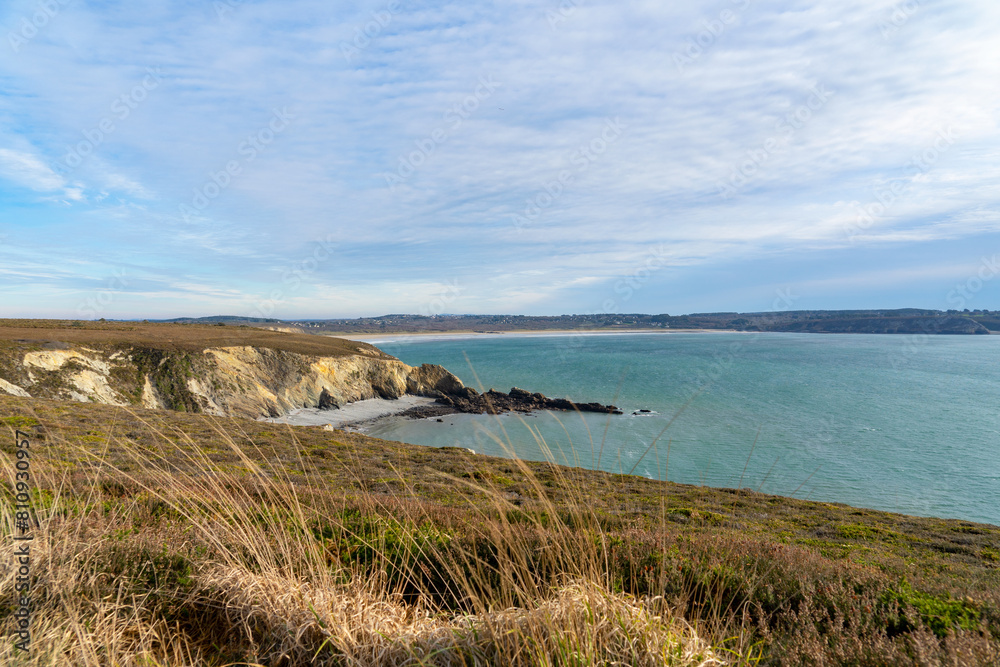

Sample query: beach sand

[261,395,438,430]
[330,329,732,343]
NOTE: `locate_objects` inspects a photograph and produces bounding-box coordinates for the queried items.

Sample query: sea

[358,332,1000,527]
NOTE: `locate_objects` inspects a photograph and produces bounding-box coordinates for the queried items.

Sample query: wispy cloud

[1,0,999,317]
[0,147,65,192]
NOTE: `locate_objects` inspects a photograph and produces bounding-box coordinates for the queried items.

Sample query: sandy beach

[260,395,438,430]
[330,328,733,343]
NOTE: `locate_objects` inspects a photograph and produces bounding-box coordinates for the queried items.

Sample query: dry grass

[1,395,999,665]
[198,570,720,666]
[0,410,726,666]
[0,319,383,358]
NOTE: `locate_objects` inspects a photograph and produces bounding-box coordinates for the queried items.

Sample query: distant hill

[82,310,997,336]
[155,315,282,324]
[247,309,996,336]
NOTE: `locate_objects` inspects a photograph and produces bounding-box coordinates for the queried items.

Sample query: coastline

[330,328,736,343]
[261,395,439,431]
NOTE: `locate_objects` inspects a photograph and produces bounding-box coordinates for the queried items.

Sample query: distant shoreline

[331,328,734,342]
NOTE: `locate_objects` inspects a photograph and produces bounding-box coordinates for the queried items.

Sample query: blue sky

[1,0,998,319]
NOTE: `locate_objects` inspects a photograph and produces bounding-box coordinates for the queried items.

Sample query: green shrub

[0,416,39,429]
[885,580,981,638]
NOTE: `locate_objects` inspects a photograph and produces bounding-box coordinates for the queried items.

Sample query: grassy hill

[0,319,384,357]
[2,394,999,665]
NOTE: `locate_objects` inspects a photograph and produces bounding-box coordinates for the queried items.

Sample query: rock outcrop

[437,386,622,416]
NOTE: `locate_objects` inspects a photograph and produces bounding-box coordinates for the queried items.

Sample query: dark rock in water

[452,386,479,400]
[547,397,575,411]
[436,386,621,416]
[318,388,340,410]
[397,404,458,420]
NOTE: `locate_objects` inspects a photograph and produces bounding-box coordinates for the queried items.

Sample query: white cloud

[0,148,65,192]
[2,0,1000,315]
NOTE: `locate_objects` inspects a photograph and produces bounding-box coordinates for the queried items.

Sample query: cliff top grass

[2,393,1000,664]
[0,319,387,358]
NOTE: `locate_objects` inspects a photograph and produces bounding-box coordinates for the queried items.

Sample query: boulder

[318,388,339,410]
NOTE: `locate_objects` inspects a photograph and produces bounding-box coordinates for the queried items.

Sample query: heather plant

[1,396,998,665]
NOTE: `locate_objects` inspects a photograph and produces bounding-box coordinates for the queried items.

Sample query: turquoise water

[365,332,1000,526]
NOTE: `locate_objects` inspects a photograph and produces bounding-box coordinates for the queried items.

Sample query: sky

[1,0,999,320]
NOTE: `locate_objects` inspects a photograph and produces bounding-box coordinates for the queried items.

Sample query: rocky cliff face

[0,342,464,419]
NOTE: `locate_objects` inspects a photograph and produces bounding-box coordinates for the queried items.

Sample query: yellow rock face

[140,376,164,409]
[3,343,464,420]
[67,369,128,407]
[0,378,30,397]
[196,346,432,418]
[23,349,112,375]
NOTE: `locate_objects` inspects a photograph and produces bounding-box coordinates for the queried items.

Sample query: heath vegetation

[1,394,999,665]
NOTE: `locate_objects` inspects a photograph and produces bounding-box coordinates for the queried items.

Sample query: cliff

[0,322,620,420]
[0,329,463,419]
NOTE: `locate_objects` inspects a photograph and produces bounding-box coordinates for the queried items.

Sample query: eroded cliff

[0,340,463,419]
